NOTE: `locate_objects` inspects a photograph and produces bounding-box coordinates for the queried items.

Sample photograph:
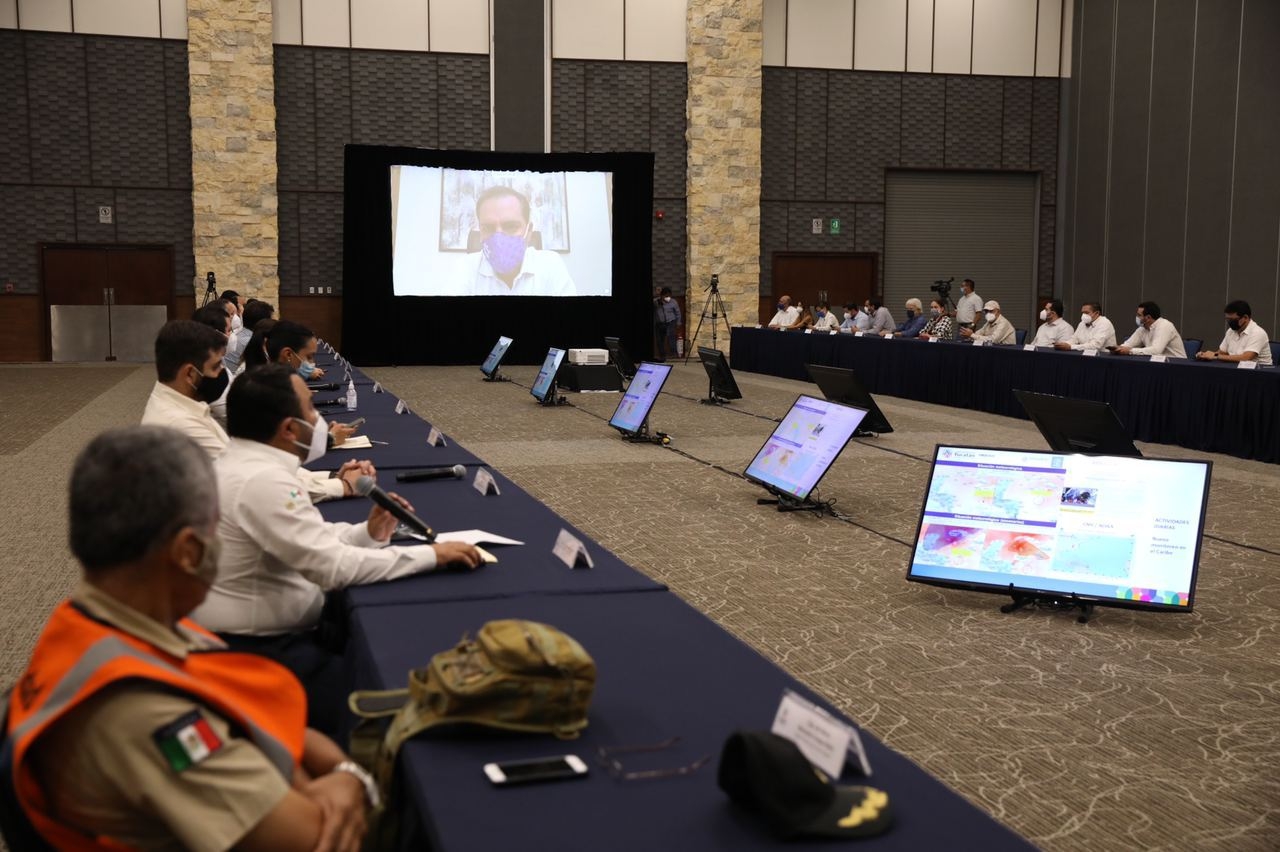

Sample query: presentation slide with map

[609,362,672,434]
[909,446,1210,607]
[744,396,868,500]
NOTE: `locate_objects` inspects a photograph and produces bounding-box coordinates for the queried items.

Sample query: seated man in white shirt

[1196,299,1272,365]
[267,321,356,448]
[767,295,800,329]
[1114,301,1187,358]
[960,300,1016,345]
[1055,301,1116,351]
[809,301,840,331]
[141,321,233,459]
[1030,299,1074,347]
[192,303,235,427]
[468,185,576,296]
[193,365,483,735]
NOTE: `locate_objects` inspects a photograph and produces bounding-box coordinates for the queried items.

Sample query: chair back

[1183,338,1202,359]
[1015,329,1027,346]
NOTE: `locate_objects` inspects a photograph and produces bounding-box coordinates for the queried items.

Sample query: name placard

[830,330,839,336]
[1237,359,1258,370]
[552,529,593,570]
[427,427,447,447]
[394,399,409,415]
[854,332,865,338]
[804,328,813,335]
[473,467,500,496]
[971,339,985,347]
[771,689,871,779]
[1082,349,1098,357]
[927,337,939,343]
[1151,354,1168,363]
[1023,344,1036,352]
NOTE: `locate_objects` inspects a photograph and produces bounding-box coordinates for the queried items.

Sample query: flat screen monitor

[907,445,1211,611]
[530,348,565,402]
[1014,390,1141,457]
[697,347,742,401]
[743,396,869,501]
[805,363,894,435]
[608,362,673,435]
[480,335,513,377]
[604,336,636,379]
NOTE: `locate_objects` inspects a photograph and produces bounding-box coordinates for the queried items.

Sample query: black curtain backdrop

[341,145,656,366]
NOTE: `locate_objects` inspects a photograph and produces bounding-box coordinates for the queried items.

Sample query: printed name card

[854,332,865,338]
[372,382,383,393]
[1150,354,1168,363]
[755,324,763,329]
[830,330,839,336]
[1237,360,1258,370]
[971,339,985,347]
[771,689,871,779]
[1083,349,1098,357]
[1023,344,1036,351]
[427,427,447,447]
[394,399,409,415]
[473,468,500,496]
[804,328,813,335]
[927,337,939,343]
[883,332,894,339]
[552,528,593,570]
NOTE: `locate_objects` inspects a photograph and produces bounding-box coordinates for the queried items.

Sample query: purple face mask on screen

[483,232,528,276]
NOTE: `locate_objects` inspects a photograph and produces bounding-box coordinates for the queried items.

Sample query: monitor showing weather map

[907,446,1212,610]
[743,396,868,501]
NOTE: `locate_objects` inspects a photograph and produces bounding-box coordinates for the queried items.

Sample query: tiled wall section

[0,30,193,295]
[273,47,491,295]
[760,67,1061,294]
[551,60,688,294]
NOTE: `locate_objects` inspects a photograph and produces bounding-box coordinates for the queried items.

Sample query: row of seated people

[4,317,487,850]
[768,293,1273,365]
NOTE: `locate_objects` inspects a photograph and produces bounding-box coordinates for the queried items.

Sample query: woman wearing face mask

[919,299,956,340]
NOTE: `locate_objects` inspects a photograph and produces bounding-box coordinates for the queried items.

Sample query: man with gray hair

[5,426,373,851]
[893,298,928,338]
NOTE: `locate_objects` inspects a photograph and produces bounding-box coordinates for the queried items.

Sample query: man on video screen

[470,186,576,296]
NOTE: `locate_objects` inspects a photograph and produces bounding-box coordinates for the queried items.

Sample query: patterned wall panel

[163,42,192,189]
[651,199,686,291]
[437,54,491,151]
[944,76,1003,169]
[25,34,91,186]
[1031,78,1060,205]
[585,63,651,152]
[854,204,885,287]
[299,193,345,294]
[649,63,687,200]
[793,70,828,200]
[1038,204,1055,299]
[899,75,946,168]
[351,51,438,148]
[74,187,117,243]
[0,186,75,293]
[86,38,169,188]
[786,202,859,253]
[313,50,352,192]
[0,31,32,184]
[274,47,318,191]
[550,61,586,153]
[826,73,900,203]
[761,68,796,200]
[114,188,194,293]
[1002,78,1033,170]
[277,192,302,297]
[758,202,788,296]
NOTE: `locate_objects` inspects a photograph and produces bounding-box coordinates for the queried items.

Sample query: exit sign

[829,218,841,235]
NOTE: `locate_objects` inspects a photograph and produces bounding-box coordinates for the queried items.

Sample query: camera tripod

[682,274,732,364]
[200,271,217,307]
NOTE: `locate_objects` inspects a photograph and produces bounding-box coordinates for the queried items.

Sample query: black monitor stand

[619,416,670,445]
[755,489,827,516]
[1000,585,1096,624]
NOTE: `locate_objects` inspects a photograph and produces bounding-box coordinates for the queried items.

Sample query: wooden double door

[763,252,878,322]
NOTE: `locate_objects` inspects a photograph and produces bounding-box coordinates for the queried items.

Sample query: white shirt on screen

[193,439,439,636]
[1031,318,1074,347]
[470,248,576,296]
[1218,321,1271,365]
[1068,316,1116,350]
[1120,317,1187,358]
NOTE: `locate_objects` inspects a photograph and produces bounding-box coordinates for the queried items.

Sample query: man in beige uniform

[7,427,372,851]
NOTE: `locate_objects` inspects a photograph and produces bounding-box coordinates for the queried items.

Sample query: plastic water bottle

[346,380,357,411]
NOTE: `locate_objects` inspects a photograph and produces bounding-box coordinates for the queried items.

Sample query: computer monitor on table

[743,395,868,503]
[608,362,673,437]
[697,347,742,404]
[805,363,894,435]
[1014,390,1141,457]
[531,348,566,404]
[604,336,637,380]
[480,335,513,379]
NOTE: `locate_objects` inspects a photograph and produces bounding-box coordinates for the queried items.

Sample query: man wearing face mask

[839,302,870,332]
[809,301,840,331]
[1055,301,1116,351]
[193,365,483,735]
[1114,301,1187,357]
[468,185,575,296]
[7,427,374,852]
[892,298,928,338]
[954,279,983,329]
[768,295,800,329]
[1030,299,1074,347]
[1196,300,1272,365]
[141,321,232,458]
[960,300,1016,345]
[653,286,682,360]
[268,320,357,449]
[865,297,896,335]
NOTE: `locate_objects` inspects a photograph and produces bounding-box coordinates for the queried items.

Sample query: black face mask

[194,367,229,404]
[1227,318,1242,332]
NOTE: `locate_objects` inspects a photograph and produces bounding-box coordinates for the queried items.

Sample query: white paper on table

[435,529,525,547]
[335,435,373,449]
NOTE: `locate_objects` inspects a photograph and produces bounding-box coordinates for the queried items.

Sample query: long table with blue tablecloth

[729,327,1280,463]
[305,342,1033,850]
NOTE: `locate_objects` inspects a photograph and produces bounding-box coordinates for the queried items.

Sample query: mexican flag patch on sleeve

[152,710,223,772]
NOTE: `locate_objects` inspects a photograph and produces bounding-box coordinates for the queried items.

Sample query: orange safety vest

[5,600,307,850]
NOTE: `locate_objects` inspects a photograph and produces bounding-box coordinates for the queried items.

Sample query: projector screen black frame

[342,145,656,366]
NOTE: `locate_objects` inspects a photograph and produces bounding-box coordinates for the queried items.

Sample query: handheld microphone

[308,382,340,391]
[354,476,435,542]
[313,397,345,407]
[395,464,466,483]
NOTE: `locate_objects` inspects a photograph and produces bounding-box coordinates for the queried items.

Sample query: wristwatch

[333,760,381,809]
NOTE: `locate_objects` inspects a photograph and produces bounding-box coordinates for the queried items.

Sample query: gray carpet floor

[2,360,1278,850]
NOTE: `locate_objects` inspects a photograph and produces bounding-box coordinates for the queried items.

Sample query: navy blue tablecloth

[348,593,1032,852]
[317,471,666,606]
[731,328,1280,462]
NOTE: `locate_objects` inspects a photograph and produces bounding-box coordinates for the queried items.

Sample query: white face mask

[291,414,328,464]
[1135,315,1144,327]
[985,311,997,323]
[230,313,243,332]
[1081,313,1093,325]
[662,296,671,303]
[1039,309,1048,321]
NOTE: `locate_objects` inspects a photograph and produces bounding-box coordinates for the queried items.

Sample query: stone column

[686,0,763,352]
[187,0,279,304]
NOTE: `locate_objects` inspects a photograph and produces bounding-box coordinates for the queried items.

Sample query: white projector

[568,348,609,366]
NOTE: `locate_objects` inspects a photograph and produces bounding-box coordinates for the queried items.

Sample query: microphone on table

[308,382,340,391]
[395,465,466,483]
[354,476,436,543]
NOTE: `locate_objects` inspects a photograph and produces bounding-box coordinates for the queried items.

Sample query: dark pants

[655,321,678,359]
[218,629,347,740]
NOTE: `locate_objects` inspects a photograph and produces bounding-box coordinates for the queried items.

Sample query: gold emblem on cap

[837,788,889,828]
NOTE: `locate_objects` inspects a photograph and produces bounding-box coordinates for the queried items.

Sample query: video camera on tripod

[930,277,954,299]
[704,273,719,292]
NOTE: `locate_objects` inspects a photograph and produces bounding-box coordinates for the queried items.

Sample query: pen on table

[369,439,389,445]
